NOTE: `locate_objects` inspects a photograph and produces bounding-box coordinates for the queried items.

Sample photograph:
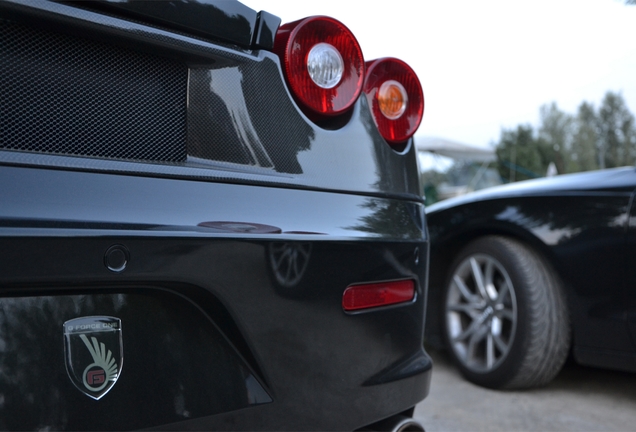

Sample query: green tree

[538,102,572,174]
[569,101,599,172]
[420,169,446,205]
[496,92,636,182]
[495,125,546,182]
[597,91,636,168]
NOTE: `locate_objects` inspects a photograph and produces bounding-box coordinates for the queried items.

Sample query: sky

[243,0,636,149]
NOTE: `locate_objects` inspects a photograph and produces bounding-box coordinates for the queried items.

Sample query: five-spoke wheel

[446,253,517,373]
[442,236,570,389]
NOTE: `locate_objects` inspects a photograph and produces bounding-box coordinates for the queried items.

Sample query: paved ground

[414,347,636,431]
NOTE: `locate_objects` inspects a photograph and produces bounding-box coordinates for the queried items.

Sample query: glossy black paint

[68,0,279,50]
[0,0,430,428]
[0,292,271,430]
[0,166,430,430]
[254,10,280,50]
[426,166,636,372]
[625,197,636,354]
[0,0,421,199]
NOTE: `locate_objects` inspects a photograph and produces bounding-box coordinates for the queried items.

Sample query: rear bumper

[0,166,431,430]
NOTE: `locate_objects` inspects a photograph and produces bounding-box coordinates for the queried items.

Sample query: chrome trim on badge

[63,316,123,400]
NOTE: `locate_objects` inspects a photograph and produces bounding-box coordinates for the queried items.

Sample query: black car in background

[426,167,636,389]
[0,1,429,430]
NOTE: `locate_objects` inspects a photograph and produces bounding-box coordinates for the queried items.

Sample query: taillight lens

[364,58,424,147]
[274,16,365,118]
[342,279,415,311]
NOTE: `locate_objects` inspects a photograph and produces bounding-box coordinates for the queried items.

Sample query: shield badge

[64,316,123,400]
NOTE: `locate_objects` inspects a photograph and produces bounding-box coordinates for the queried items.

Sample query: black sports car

[425,166,636,389]
[0,1,430,430]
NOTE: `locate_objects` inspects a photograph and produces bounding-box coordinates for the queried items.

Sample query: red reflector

[342,280,415,311]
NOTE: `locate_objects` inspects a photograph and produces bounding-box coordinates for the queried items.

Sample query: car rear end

[0,1,430,430]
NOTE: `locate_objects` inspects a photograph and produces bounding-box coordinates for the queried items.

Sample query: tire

[442,235,570,389]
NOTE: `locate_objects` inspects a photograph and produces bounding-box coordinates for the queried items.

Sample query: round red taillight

[364,58,424,147]
[274,16,365,118]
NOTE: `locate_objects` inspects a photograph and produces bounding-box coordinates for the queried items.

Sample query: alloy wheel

[446,254,517,373]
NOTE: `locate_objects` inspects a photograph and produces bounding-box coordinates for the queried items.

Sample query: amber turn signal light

[364,58,424,148]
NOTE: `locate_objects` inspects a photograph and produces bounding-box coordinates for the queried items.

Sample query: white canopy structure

[415,137,496,163]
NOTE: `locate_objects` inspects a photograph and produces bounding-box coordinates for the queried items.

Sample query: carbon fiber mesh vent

[0,21,187,162]
[187,58,315,174]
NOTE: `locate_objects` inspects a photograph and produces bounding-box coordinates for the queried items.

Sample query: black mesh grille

[0,21,187,162]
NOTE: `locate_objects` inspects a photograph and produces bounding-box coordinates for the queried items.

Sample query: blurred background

[245,0,636,203]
